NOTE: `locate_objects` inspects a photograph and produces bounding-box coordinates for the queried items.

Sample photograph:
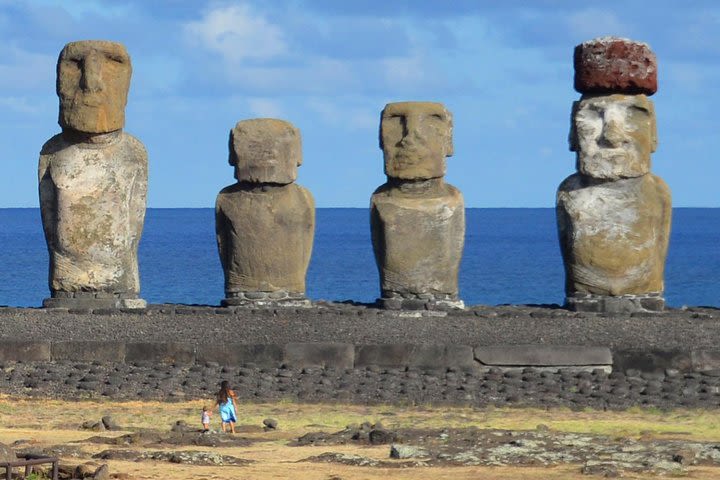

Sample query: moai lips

[574,37,657,95]
[558,38,671,313]
[39,40,148,309]
[371,102,465,310]
[216,118,315,307]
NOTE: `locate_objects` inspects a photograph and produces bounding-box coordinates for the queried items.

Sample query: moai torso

[39,41,148,309]
[216,119,315,307]
[557,38,671,313]
[371,102,465,310]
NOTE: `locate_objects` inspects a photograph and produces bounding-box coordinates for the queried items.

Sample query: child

[216,380,238,434]
[201,405,212,431]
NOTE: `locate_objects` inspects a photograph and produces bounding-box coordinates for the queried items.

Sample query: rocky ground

[2,359,720,410]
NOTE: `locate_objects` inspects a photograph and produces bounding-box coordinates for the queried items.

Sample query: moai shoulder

[38,40,148,309]
[216,118,315,307]
[370,102,465,310]
[556,37,671,313]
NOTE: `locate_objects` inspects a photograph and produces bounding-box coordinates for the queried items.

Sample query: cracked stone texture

[372,102,464,300]
[574,36,657,95]
[39,41,147,304]
[217,119,314,296]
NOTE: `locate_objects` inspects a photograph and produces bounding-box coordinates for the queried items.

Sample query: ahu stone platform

[0,303,718,375]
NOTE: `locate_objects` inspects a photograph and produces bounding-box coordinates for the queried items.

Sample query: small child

[201,405,212,431]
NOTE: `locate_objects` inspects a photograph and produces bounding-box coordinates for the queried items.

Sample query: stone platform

[0,303,718,374]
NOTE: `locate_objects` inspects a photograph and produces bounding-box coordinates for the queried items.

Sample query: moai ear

[443,109,454,157]
[228,128,238,166]
[568,100,581,152]
[648,100,658,153]
[292,124,303,167]
[378,107,386,151]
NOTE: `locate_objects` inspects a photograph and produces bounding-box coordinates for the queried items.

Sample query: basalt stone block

[574,37,657,95]
[613,350,692,373]
[557,174,671,299]
[51,341,125,362]
[691,350,720,372]
[0,341,51,361]
[217,119,315,304]
[196,344,283,367]
[372,102,464,306]
[283,342,354,369]
[355,344,476,370]
[474,345,612,367]
[125,342,195,365]
[40,40,147,309]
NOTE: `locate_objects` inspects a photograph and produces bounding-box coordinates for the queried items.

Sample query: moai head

[570,37,658,179]
[229,119,302,184]
[570,94,657,179]
[380,102,453,180]
[57,40,132,133]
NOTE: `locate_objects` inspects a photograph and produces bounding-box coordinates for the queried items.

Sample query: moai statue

[39,40,148,309]
[216,119,315,307]
[370,102,465,310]
[557,37,671,313]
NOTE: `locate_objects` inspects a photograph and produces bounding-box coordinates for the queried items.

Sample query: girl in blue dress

[216,380,238,433]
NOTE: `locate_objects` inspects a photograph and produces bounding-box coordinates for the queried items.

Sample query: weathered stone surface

[570,94,657,179]
[380,102,453,180]
[474,345,612,366]
[51,341,125,362]
[0,442,15,463]
[355,344,476,370]
[40,40,147,309]
[574,37,657,95]
[557,174,671,297]
[0,341,51,361]
[372,102,464,306]
[613,350,692,374]
[125,342,195,365]
[57,41,132,133]
[691,349,720,372]
[230,118,301,184]
[195,344,283,367]
[283,342,354,369]
[217,119,314,301]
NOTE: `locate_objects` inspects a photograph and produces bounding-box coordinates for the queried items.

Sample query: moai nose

[80,52,104,93]
[400,115,423,146]
[600,119,626,146]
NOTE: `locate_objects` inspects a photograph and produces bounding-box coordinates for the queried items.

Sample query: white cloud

[305,98,376,131]
[566,9,628,39]
[184,4,287,63]
[247,98,285,118]
[0,46,55,92]
[0,96,43,114]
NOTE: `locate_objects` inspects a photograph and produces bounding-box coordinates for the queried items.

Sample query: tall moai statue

[371,102,465,310]
[39,41,148,309]
[557,37,672,313]
[216,119,315,307]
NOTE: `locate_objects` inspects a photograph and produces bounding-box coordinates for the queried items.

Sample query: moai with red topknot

[216,119,315,307]
[557,37,672,313]
[370,102,465,310]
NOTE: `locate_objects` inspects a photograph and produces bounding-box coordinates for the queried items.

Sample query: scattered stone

[389,444,429,459]
[263,418,278,430]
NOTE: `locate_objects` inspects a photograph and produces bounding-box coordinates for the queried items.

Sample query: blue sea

[0,208,718,308]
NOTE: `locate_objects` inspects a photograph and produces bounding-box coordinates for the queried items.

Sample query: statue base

[378,295,464,311]
[221,291,311,308]
[565,293,665,313]
[43,291,146,310]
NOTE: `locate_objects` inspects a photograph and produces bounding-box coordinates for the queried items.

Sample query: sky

[0,0,718,208]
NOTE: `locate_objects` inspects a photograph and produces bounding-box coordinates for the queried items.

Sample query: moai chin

[556,37,671,313]
[216,118,315,307]
[371,102,465,310]
[39,40,148,309]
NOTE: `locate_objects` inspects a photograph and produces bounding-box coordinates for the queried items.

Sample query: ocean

[0,208,718,308]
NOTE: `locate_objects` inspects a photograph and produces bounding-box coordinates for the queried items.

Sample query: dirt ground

[1,396,719,479]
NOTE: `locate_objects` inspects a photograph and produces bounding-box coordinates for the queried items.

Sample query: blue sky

[0,0,718,207]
